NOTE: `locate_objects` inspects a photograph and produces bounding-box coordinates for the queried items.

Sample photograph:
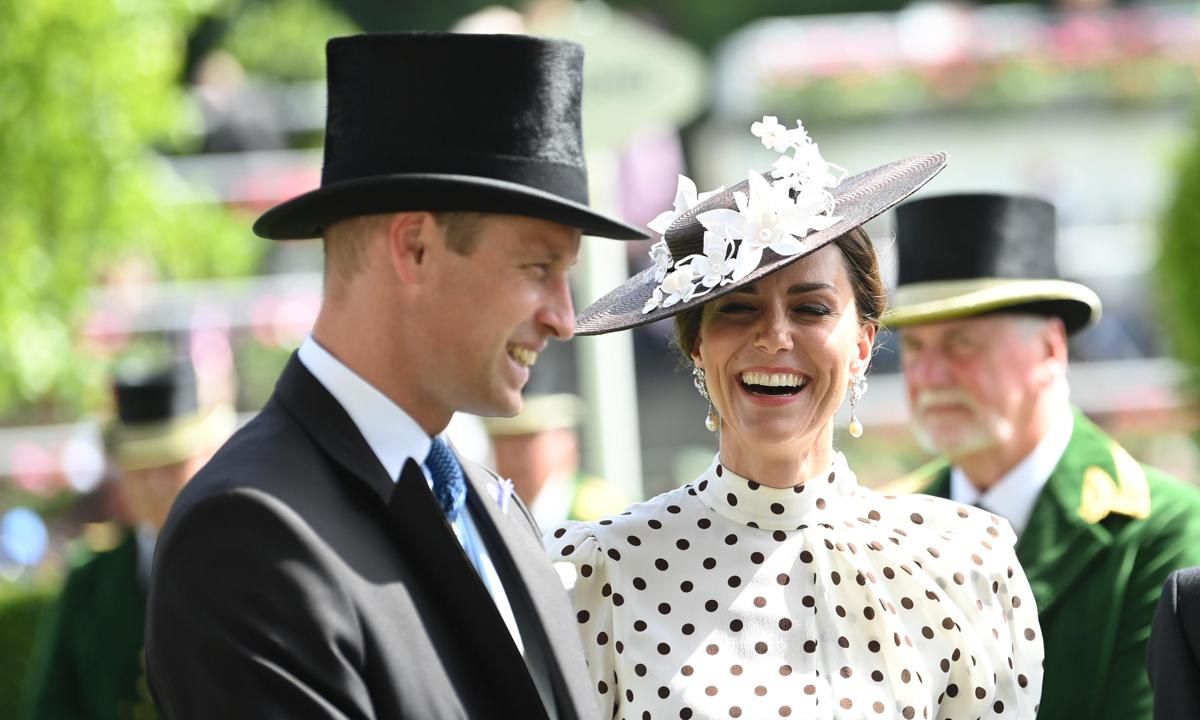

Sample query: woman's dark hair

[671,227,884,362]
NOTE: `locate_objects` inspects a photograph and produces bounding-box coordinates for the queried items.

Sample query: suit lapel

[1015,413,1113,616]
[459,457,595,720]
[273,353,395,506]
[387,458,548,716]
[273,353,549,715]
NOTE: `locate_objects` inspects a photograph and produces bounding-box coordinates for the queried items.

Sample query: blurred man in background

[483,393,626,528]
[884,193,1200,720]
[25,357,232,720]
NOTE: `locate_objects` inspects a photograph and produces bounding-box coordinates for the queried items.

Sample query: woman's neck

[717,427,835,490]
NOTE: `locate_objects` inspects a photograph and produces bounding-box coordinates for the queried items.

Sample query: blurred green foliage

[0,0,264,423]
[1156,112,1200,398]
[221,0,360,81]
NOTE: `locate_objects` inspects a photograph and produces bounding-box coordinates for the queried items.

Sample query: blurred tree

[0,0,264,423]
[221,0,361,82]
[1155,113,1200,399]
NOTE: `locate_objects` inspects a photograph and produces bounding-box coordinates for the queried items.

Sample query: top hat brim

[574,153,948,336]
[253,174,647,241]
[107,406,237,471]
[882,277,1102,335]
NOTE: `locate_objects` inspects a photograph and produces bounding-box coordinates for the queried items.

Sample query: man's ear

[386,212,436,284]
[1037,316,1069,382]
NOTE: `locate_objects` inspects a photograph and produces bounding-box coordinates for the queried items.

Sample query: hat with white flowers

[253,32,646,241]
[574,117,947,335]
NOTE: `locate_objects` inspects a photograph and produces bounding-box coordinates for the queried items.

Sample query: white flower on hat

[750,116,792,153]
[660,264,699,308]
[643,286,664,313]
[772,140,846,190]
[648,175,726,237]
[686,232,735,291]
[641,116,843,315]
[648,240,672,282]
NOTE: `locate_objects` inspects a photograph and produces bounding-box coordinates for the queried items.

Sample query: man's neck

[954,400,1070,492]
[311,316,451,437]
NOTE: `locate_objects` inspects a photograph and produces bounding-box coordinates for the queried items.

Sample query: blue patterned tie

[425,438,467,523]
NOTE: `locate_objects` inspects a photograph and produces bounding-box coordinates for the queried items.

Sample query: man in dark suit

[144,33,645,719]
[1149,567,1200,719]
[883,193,1200,720]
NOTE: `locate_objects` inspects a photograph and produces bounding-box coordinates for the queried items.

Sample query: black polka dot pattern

[545,453,1043,719]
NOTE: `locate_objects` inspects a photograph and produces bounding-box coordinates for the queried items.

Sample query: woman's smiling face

[691,244,875,455]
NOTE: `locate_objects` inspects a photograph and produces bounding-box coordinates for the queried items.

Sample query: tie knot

[426,438,467,523]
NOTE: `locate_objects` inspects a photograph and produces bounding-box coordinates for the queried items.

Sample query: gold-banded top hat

[105,358,234,471]
[883,193,1101,334]
[481,393,583,436]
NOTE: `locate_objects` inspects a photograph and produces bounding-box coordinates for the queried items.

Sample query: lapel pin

[494,477,514,514]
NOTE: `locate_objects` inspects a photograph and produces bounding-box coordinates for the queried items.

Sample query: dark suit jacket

[886,409,1200,720]
[1149,567,1200,719]
[145,354,599,719]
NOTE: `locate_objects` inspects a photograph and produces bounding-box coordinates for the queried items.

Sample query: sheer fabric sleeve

[545,521,619,714]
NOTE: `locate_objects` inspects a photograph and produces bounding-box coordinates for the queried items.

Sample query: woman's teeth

[740,371,804,388]
[739,371,806,396]
[508,345,538,367]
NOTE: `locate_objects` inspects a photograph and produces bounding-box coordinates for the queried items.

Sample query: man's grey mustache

[914,389,979,414]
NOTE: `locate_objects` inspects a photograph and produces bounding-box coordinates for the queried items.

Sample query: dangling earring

[847,372,868,438]
[693,366,719,432]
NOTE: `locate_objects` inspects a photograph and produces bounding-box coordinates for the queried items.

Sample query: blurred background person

[482,393,627,527]
[1147,565,1200,719]
[24,356,233,720]
[883,193,1200,720]
[1142,568,1200,720]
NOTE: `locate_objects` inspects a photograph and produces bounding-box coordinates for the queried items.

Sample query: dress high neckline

[694,452,857,530]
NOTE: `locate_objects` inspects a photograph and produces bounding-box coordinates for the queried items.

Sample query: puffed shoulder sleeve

[544,521,617,707]
[951,513,1045,719]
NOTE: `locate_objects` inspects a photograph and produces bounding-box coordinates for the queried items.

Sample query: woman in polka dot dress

[548,120,1043,719]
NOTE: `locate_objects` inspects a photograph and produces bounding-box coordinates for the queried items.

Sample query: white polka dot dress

[547,454,1043,719]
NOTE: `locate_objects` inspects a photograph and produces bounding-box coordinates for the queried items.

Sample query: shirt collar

[950,404,1074,534]
[298,335,431,481]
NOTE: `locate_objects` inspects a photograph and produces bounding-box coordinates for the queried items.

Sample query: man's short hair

[322,211,486,300]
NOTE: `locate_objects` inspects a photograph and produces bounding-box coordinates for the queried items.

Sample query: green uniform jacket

[887,410,1200,719]
[25,532,155,720]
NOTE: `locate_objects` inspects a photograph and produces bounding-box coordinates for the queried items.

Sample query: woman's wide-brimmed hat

[575,117,946,335]
[253,32,645,241]
[104,359,235,471]
[882,193,1101,335]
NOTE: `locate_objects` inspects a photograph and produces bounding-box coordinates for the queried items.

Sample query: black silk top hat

[882,193,1101,335]
[105,359,235,471]
[252,32,646,241]
[574,115,947,335]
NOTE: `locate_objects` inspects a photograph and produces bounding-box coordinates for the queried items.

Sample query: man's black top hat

[107,359,234,470]
[113,360,199,426]
[253,32,646,241]
[884,193,1101,335]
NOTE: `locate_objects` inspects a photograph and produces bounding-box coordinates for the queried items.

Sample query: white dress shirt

[298,336,525,653]
[950,406,1075,534]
